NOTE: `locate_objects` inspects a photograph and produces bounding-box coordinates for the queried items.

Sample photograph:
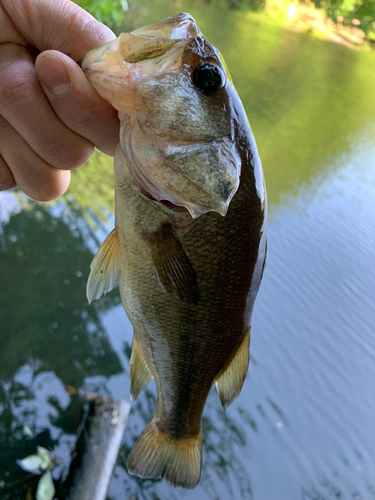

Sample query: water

[1,1,375,499]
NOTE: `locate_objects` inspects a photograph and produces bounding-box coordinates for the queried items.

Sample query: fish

[81,13,267,489]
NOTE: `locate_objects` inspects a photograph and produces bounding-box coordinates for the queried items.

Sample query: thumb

[36,50,120,156]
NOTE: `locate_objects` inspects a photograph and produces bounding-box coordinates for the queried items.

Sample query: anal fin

[215,327,251,410]
[127,417,202,489]
[86,228,120,304]
[130,333,153,401]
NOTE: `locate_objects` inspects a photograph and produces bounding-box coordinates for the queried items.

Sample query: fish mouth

[80,13,199,75]
[79,29,189,117]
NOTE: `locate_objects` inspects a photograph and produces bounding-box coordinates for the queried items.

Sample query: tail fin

[127,418,201,489]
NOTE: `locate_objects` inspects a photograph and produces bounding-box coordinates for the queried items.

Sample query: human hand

[0,0,120,201]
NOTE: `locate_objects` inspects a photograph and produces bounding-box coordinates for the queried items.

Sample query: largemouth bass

[81,13,267,489]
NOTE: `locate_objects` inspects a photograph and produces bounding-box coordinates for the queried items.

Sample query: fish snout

[80,32,184,113]
[80,38,135,114]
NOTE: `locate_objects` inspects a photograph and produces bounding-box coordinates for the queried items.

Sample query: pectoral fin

[86,228,120,304]
[130,333,153,401]
[145,224,199,305]
[215,327,251,410]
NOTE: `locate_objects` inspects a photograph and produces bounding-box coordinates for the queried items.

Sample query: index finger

[0,0,115,60]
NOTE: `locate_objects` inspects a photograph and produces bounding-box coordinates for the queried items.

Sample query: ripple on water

[249,140,375,498]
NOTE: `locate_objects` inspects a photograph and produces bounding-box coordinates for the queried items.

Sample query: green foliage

[306,0,375,40]
[222,0,374,41]
[226,0,266,12]
[74,0,129,27]
[67,150,114,223]
[74,0,374,43]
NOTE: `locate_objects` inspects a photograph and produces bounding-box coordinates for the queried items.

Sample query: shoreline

[266,1,371,50]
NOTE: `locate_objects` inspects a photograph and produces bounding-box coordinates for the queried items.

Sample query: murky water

[1,1,375,499]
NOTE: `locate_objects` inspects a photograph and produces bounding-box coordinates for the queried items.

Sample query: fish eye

[192,63,225,95]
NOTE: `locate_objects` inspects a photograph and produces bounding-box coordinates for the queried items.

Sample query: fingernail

[36,53,72,97]
[0,43,25,71]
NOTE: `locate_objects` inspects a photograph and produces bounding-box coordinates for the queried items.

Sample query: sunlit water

[1,1,374,499]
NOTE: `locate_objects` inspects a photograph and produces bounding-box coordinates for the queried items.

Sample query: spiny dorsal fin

[127,417,202,489]
[145,224,199,305]
[86,228,120,304]
[130,333,153,401]
[215,327,251,410]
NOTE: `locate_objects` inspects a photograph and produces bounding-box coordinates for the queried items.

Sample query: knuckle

[35,185,64,202]
[0,73,30,108]
[71,99,106,130]
[38,171,70,201]
[70,7,97,44]
[0,159,16,191]
[24,168,70,202]
[0,46,33,106]
[39,138,94,170]
[0,179,16,191]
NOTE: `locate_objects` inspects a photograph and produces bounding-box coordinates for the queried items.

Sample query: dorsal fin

[215,327,251,410]
[86,228,120,304]
[130,332,153,401]
[144,224,199,305]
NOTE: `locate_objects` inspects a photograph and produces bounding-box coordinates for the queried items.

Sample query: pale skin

[0,0,120,201]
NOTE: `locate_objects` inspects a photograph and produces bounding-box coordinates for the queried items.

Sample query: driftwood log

[64,395,130,500]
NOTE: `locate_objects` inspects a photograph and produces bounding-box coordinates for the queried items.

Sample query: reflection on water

[0,200,124,497]
[0,1,375,498]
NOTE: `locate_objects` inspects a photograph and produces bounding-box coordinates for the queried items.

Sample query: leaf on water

[36,471,55,500]
[23,425,33,437]
[36,446,53,470]
[18,447,53,473]
[18,454,44,473]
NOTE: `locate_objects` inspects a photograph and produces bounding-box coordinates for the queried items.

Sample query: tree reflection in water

[0,201,122,497]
